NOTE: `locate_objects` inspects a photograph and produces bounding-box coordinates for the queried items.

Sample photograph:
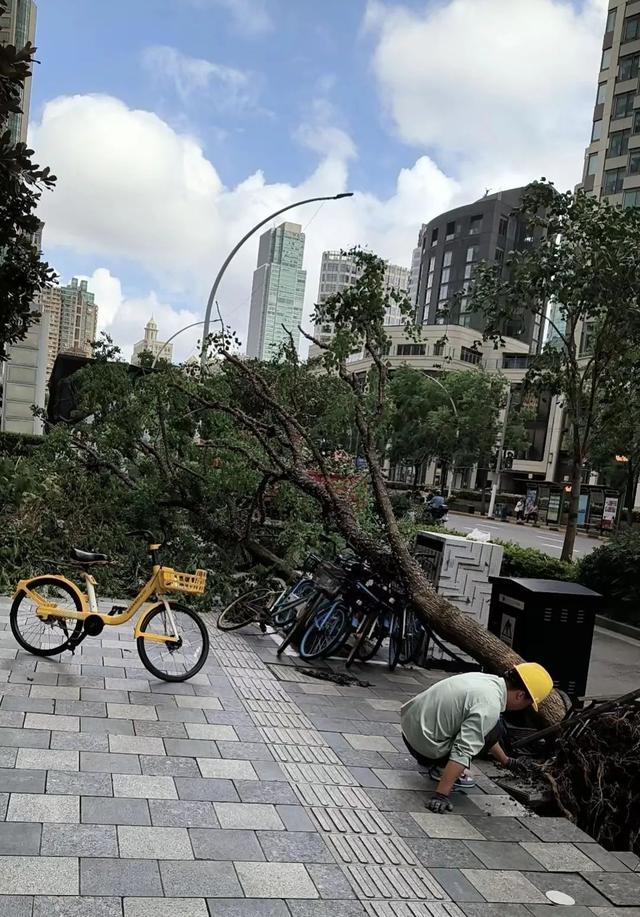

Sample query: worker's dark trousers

[402,718,505,769]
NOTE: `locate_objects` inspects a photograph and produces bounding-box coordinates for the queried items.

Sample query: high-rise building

[246,222,307,360]
[314,252,410,344]
[132,316,173,365]
[413,188,543,350]
[34,277,99,376]
[580,3,640,207]
[0,305,49,435]
[408,224,428,310]
[0,0,37,144]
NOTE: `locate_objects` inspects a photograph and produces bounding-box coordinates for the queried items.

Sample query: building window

[498,216,509,237]
[624,189,640,208]
[397,343,426,357]
[425,255,436,304]
[587,152,599,176]
[460,346,482,366]
[459,314,472,328]
[634,111,640,135]
[630,152,640,175]
[431,227,439,246]
[597,81,607,105]
[445,221,456,241]
[592,120,602,142]
[623,14,640,43]
[433,341,445,356]
[469,215,483,235]
[601,47,611,71]
[612,91,635,119]
[609,129,630,157]
[617,55,639,82]
[495,247,505,269]
[502,354,530,370]
[606,7,616,33]
[603,167,626,194]
[443,250,453,268]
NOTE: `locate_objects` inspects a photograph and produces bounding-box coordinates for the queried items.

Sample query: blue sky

[29,0,607,358]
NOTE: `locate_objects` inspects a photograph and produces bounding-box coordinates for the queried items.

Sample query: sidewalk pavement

[0,596,638,916]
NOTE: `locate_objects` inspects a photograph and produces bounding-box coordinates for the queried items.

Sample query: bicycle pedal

[109,605,126,616]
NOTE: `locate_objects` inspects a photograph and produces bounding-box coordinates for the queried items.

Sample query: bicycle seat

[71,548,110,565]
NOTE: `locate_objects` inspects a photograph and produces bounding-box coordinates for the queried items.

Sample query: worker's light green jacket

[401,673,507,768]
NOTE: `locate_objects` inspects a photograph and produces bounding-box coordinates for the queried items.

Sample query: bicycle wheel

[271,580,314,631]
[217,588,275,631]
[356,616,386,662]
[399,608,421,664]
[388,610,403,671]
[299,601,349,661]
[11,578,83,656]
[137,602,209,682]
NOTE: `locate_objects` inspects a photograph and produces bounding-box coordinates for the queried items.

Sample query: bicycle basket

[313,561,347,598]
[160,568,207,595]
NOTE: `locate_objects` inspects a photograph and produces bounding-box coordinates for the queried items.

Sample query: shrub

[577,531,640,625]
[498,541,576,581]
[389,491,413,518]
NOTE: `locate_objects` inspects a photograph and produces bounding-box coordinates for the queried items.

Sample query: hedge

[577,531,640,625]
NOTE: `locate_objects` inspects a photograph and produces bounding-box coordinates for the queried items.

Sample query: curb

[595,614,640,642]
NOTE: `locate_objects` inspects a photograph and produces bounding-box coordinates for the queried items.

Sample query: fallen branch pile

[545,703,640,855]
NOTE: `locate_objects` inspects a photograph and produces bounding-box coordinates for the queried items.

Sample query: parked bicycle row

[216,549,454,671]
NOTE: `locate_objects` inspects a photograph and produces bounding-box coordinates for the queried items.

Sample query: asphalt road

[445,512,599,559]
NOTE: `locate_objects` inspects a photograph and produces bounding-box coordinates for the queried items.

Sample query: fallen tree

[192,250,566,725]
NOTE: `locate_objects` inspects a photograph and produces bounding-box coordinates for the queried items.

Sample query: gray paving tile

[235,780,299,805]
[118,825,193,859]
[139,754,200,776]
[590,909,640,917]
[568,872,640,905]
[81,717,134,735]
[113,774,177,799]
[124,899,209,917]
[174,776,239,802]
[51,732,110,752]
[275,805,316,832]
[348,767,385,788]
[81,689,129,703]
[24,712,79,732]
[521,842,603,872]
[80,858,162,897]
[190,827,265,861]
[8,793,79,823]
[575,842,631,872]
[383,812,430,837]
[215,802,285,830]
[57,701,107,717]
[344,734,396,752]
[2,696,53,713]
[149,798,219,827]
[164,738,219,757]
[0,766,45,793]
[197,758,257,780]
[286,904,365,917]
[133,721,188,738]
[185,723,237,741]
[236,861,319,898]
[0,855,79,894]
[611,851,640,870]
[459,906,530,917]
[10,898,52,917]
[0,793,8,819]
[464,816,537,842]
[107,703,158,721]
[0,821,41,855]
[429,868,487,902]
[159,860,242,897]
[0,748,17,767]
[467,795,529,817]
[364,787,439,813]
[108,735,165,756]
[525,907,594,917]
[81,752,141,774]
[81,796,151,826]
[410,813,484,840]
[405,837,484,869]
[16,747,79,771]
[32,894,122,915]
[208,901,291,917]
[522,817,595,844]
[306,863,357,899]
[218,740,274,760]
[257,830,335,863]
[461,869,547,904]
[41,823,118,857]
[156,706,208,723]
[254,760,291,781]
[48,769,113,796]
[524,872,610,905]
[0,726,49,747]
[465,840,544,871]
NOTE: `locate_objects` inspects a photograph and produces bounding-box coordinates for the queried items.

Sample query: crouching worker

[400,664,553,814]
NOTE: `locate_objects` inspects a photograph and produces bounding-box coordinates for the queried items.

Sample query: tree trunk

[561,457,582,562]
[626,462,636,524]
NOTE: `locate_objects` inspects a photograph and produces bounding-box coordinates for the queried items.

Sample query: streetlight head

[334,192,354,199]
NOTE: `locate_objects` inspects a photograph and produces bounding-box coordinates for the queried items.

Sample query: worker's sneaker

[428,767,476,790]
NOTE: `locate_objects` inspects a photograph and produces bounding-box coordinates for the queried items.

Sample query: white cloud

[296,98,357,162]
[183,0,272,36]
[32,93,459,359]
[142,45,259,114]
[367,0,608,192]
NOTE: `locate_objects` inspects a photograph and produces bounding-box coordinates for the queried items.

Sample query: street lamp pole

[200,192,354,371]
[487,385,513,519]
[424,374,459,498]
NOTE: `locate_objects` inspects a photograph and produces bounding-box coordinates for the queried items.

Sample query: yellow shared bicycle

[11,530,209,682]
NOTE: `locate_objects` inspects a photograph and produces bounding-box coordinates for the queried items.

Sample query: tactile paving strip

[327,834,417,867]
[364,904,465,917]
[249,710,313,729]
[271,744,341,765]
[344,864,446,901]
[281,761,358,787]
[258,726,325,746]
[310,806,394,836]
[229,677,288,701]
[294,783,376,809]
[245,699,305,716]
[221,650,266,669]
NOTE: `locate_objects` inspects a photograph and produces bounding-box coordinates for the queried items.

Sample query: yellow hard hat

[514,662,554,711]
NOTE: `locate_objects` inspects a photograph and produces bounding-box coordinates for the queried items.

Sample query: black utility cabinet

[488,578,601,698]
